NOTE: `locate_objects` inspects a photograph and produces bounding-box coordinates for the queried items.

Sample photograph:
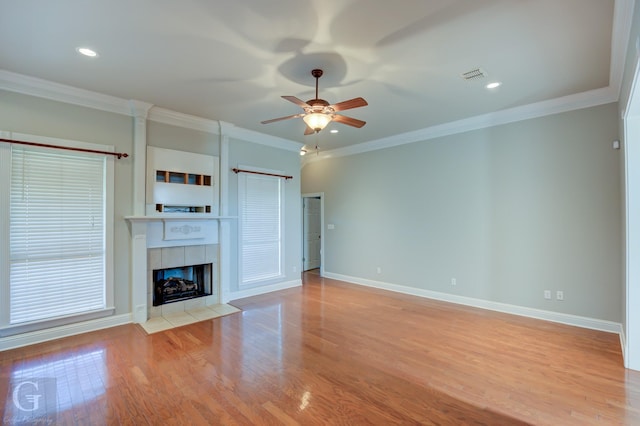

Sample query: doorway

[302,193,324,275]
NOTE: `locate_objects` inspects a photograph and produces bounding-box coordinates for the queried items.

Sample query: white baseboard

[227,279,302,302]
[0,313,132,352]
[324,272,622,334]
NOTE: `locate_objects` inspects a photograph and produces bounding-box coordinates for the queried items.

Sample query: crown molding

[147,106,221,134]
[0,69,302,152]
[129,100,153,120]
[0,65,621,163]
[303,86,618,165]
[226,125,303,153]
[148,109,302,152]
[610,0,636,97]
[0,69,131,116]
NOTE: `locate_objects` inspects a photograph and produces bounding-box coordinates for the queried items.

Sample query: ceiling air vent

[461,68,487,81]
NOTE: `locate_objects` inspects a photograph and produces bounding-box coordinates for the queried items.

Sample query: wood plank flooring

[1,272,639,425]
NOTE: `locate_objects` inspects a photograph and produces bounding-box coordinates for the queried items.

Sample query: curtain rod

[0,138,129,159]
[232,168,293,180]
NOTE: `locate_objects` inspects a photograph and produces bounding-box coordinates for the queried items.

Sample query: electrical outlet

[451,278,457,286]
[293,266,297,273]
[544,290,551,300]
[376,267,382,274]
[556,290,564,301]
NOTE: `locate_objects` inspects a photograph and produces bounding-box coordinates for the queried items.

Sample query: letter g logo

[12,380,42,412]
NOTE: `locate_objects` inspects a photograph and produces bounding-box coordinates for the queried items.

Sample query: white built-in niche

[146,146,219,216]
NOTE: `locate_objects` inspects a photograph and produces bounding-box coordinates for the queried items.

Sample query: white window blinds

[9,147,106,324]
[239,172,283,286]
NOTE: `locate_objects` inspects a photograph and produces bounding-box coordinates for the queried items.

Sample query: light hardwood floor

[1,272,639,425]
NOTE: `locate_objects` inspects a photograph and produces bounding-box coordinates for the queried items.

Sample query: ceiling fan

[261,69,368,135]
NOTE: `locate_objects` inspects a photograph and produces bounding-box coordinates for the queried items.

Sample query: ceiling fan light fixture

[303,112,332,132]
[261,68,367,135]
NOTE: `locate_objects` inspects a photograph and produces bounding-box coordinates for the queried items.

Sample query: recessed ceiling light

[76,47,98,57]
[330,129,339,134]
[486,82,501,89]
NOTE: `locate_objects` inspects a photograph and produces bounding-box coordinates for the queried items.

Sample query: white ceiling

[0,0,631,152]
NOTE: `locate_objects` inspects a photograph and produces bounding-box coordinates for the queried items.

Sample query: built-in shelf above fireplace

[146,146,220,216]
[155,170,212,186]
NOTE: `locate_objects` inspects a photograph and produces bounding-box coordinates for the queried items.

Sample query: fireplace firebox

[153,263,212,306]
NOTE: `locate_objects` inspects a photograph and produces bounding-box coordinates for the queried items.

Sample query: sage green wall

[0,90,134,316]
[148,120,220,156]
[302,103,622,322]
[227,138,302,293]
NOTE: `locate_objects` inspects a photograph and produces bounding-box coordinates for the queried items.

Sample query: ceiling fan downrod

[311,69,323,100]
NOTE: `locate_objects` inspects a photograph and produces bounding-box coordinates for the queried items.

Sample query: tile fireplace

[147,243,218,318]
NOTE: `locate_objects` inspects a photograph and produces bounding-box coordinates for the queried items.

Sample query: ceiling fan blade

[282,96,310,108]
[304,126,316,135]
[261,113,305,124]
[333,114,366,128]
[331,97,368,112]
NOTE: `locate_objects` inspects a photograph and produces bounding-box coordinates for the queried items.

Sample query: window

[238,170,284,287]
[0,133,114,335]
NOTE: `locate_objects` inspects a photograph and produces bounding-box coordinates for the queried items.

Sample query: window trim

[0,131,115,335]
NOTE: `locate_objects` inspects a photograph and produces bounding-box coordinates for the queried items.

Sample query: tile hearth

[140,303,241,334]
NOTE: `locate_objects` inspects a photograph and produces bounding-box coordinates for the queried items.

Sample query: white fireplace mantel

[125,215,235,323]
[124,215,237,222]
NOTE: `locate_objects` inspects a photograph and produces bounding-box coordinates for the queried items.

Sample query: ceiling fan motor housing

[305,99,334,114]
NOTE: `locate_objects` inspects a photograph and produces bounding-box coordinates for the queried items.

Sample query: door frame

[624,57,640,371]
[302,192,325,276]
